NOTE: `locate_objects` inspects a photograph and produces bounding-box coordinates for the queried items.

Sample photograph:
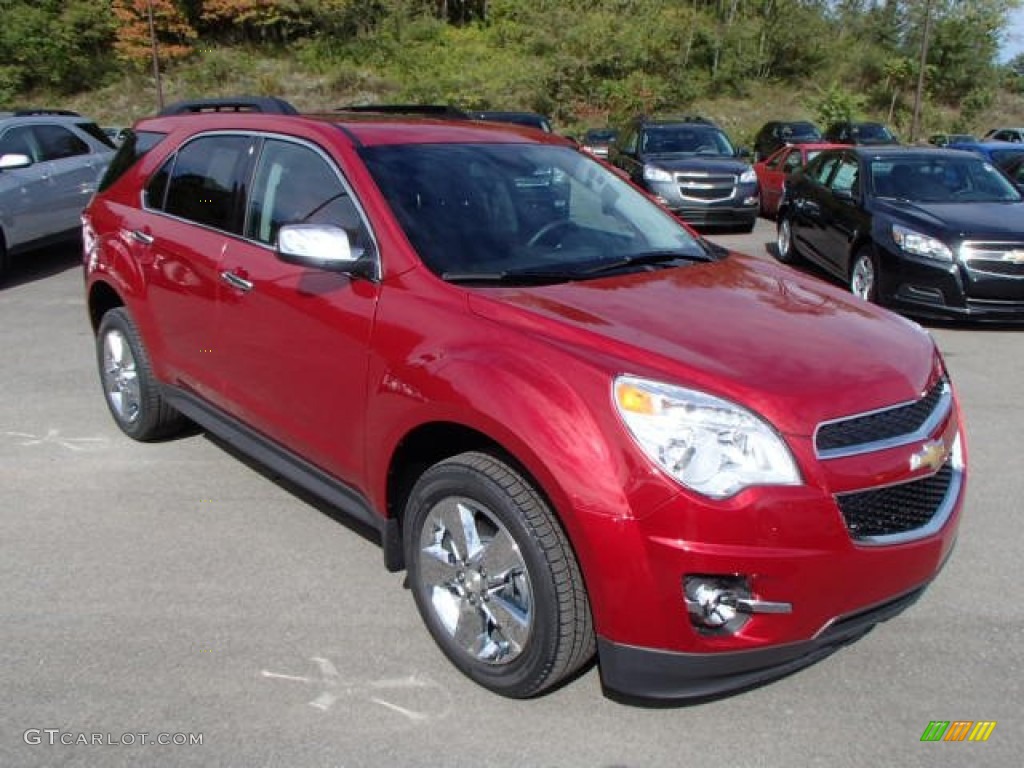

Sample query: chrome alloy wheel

[851,251,876,301]
[102,328,141,424]
[417,497,533,665]
[777,217,792,257]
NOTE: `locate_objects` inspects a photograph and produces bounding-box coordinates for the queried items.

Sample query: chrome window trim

[814,378,952,460]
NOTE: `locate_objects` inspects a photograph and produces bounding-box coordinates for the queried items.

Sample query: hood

[873,198,1024,239]
[641,154,750,174]
[467,255,937,437]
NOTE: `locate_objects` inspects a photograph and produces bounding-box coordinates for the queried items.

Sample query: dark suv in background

[823,121,900,146]
[753,120,821,161]
[609,116,758,231]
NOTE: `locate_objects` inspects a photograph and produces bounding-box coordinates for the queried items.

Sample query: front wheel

[776,214,800,264]
[850,247,879,303]
[405,452,595,698]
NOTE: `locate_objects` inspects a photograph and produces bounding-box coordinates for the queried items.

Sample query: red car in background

[755,142,844,217]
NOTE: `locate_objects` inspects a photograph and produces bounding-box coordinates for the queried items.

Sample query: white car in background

[0,109,116,282]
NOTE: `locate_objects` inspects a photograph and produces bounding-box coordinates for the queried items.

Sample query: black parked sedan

[776,146,1024,322]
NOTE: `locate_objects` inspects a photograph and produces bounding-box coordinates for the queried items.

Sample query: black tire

[776,213,800,264]
[96,308,185,441]
[0,230,9,285]
[405,451,595,698]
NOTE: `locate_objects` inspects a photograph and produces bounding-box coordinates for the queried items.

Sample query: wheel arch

[87,279,125,333]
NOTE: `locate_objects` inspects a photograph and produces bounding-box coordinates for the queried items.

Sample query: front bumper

[879,245,1024,322]
[644,179,759,229]
[599,584,927,701]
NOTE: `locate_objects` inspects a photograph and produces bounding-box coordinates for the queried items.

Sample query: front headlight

[643,165,674,183]
[614,376,801,499]
[892,224,953,262]
[739,168,758,184]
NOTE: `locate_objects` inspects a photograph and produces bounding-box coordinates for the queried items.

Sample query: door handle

[131,229,154,245]
[220,270,254,292]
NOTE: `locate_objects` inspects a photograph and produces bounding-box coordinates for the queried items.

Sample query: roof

[134,111,572,148]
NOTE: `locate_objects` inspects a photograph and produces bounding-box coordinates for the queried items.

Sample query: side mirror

[0,153,32,171]
[736,147,751,159]
[277,224,373,278]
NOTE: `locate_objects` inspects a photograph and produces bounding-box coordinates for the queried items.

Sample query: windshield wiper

[579,249,713,275]
[441,251,712,285]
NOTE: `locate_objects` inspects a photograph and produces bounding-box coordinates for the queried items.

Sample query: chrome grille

[960,241,1024,278]
[815,377,950,458]
[676,172,736,202]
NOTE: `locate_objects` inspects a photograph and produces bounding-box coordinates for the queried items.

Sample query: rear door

[30,123,103,236]
[135,132,257,402]
[816,151,868,277]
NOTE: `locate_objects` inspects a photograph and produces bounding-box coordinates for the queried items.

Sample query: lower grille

[836,463,954,541]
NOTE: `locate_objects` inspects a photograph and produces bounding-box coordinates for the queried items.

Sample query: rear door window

[33,125,89,161]
[159,134,255,233]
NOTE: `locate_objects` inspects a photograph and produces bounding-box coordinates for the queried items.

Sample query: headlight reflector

[643,165,674,183]
[892,225,953,262]
[614,376,801,499]
[739,168,758,184]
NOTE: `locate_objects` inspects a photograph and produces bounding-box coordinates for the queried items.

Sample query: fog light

[684,575,750,633]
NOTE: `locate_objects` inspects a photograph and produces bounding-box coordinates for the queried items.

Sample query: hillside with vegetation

[4,0,1024,144]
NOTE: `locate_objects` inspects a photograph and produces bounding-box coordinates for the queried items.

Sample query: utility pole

[910,0,934,142]
[147,0,165,112]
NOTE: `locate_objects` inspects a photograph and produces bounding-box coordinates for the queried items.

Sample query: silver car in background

[0,110,116,282]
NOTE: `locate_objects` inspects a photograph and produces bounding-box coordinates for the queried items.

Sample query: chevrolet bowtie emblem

[910,439,947,472]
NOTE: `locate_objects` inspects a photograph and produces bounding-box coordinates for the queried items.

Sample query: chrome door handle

[220,270,253,292]
[131,229,154,245]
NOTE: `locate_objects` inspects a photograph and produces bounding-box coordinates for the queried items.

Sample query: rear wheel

[776,214,800,264]
[405,451,595,698]
[97,308,185,441]
[850,247,879,303]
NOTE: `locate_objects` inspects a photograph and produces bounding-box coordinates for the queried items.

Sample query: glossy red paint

[754,142,845,217]
[83,111,966,700]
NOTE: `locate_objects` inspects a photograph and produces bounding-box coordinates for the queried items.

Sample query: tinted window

[98,130,167,192]
[74,121,116,149]
[0,125,36,160]
[33,124,89,161]
[245,139,370,252]
[163,135,254,233]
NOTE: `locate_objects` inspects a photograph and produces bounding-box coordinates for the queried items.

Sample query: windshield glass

[360,143,709,281]
[782,123,820,140]
[853,123,897,142]
[640,126,735,156]
[871,156,1022,203]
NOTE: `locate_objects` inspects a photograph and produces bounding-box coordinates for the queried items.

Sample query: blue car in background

[947,140,1024,176]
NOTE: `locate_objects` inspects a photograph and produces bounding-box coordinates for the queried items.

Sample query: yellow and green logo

[920,721,997,742]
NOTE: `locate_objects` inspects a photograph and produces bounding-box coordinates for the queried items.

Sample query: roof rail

[12,108,81,117]
[336,104,470,119]
[158,96,299,116]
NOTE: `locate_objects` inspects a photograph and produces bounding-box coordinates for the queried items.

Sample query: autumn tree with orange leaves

[112,0,196,69]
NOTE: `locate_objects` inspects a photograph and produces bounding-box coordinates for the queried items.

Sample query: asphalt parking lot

[1,219,1021,767]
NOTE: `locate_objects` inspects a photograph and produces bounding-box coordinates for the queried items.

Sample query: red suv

[83,108,966,701]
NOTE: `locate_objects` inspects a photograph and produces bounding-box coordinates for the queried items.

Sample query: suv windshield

[782,122,820,140]
[640,126,735,157]
[360,143,709,282]
[871,156,1021,203]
